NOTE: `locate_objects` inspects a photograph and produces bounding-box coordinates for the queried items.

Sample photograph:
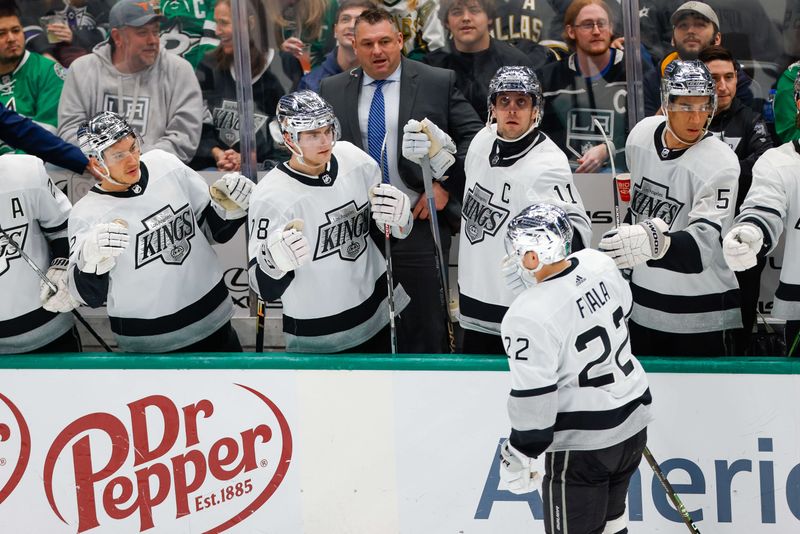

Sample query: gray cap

[671,1,720,30]
[109,0,162,29]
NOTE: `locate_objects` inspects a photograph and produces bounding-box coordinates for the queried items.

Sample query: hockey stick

[255,298,266,353]
[0,226,113,352]
[592,118,623,228]
[379,134,398,355]
[420,155,456,353]
[642,446,702,533]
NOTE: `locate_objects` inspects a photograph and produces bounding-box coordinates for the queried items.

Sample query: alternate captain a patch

[462,183,510,245]
[135,204,196,268]
[313,200,371,262]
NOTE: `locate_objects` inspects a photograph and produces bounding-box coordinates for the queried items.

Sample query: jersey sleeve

[501,312,561,459]
[179,163,244,244]
[527,165,593,251]
[735,153,790,255]
[34,161,72,256]
[247,189,298,302]
[67,211,109,308]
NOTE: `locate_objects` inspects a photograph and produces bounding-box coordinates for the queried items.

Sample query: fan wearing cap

[457,66,592,354]
[598,59,742,357]
[57,0,203,163]
[248,90,412,353]
[67,111,249,353]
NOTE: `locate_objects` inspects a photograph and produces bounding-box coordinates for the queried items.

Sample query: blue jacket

[298,49,343,93]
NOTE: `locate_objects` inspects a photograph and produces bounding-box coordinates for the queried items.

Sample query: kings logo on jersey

[0,223,27,276]
[630,178,685,227]
[462,184,510,245]
[214,100,268,148]
[135,204,195,268]
[314,201,371,262]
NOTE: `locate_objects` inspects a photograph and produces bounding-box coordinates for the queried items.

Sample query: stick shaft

[643,446,702,533]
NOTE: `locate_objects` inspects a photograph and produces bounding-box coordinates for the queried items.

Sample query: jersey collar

[489,128,546,167]
[543,257,580,283]
[793,139,800,156]
[653,121,710,161]
[91,162,149,197]
[280,155,339,187]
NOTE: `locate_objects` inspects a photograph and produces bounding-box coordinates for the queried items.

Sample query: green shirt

[160,0,219,70]
[775,62,800,143]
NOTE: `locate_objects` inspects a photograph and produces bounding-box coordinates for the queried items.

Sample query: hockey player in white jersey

[598,59,741,356]
[499,203,651,534]
[723,70,800,356]
[458,66,591,354]
[68,111,248,352]
[249,91,412,353]
[0,155,81,353]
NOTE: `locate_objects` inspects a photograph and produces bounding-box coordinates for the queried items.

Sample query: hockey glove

[598,217,671,269]
[78,221,129,275]
[723,223,763,271]
[501,254,528,296]
[210,172,253,219]
[39,258,80,313]
[499,440,541,495]
[402,119,456,180]
[369,184,411,230]
[259,219,310,275]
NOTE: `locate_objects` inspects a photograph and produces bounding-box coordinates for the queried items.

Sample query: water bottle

[763,89,776,123]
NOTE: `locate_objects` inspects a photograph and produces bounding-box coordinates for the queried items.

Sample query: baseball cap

[109,0,163,29]
[671,1,720,30]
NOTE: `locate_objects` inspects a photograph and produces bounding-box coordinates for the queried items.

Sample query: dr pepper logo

[0,391,30,505]
[43,384,292,532]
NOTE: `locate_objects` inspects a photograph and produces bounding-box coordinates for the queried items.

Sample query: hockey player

[457,66,591,354]
[598,59,741,356]
[68,111,248,352]
[499,203,652,534]
[249,91,412,353]
[722,70,800,357]
[0,155,81,353]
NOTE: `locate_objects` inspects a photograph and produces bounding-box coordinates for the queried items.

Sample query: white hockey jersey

[68,150,234,352]
[624,116,741,333]
[458,125,592,335]
[248,141,410,353]
[501,248,652,457]
[736,141,800,320]
[0,155,73,353]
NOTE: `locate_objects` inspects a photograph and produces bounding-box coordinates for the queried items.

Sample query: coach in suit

[320,7,483,353]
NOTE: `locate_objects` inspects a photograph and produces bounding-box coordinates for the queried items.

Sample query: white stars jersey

[458,125,592,335]
[624,116,742,333]
[0,155,73,353]
[500,248,652,457]
[735,141,800,320]
[68,149,234,352]
[248,141,410,353]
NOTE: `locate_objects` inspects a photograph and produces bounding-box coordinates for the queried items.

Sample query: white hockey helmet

[487,66,543,129]
[275,90,341,147]
[660,59,717,113]
[505,203,573,273]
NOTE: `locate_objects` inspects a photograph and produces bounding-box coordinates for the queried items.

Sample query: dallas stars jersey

[458,125,592,335]
[159,0,219,69]
[625,116,741,333]
[379,0,445,58]
[68,150,236,352]
[0,51,65,155]
[501,248,652,457]
[248,141,410,353]
[492,0,561,44]
[0,155,73,353]
[735,141,800,320]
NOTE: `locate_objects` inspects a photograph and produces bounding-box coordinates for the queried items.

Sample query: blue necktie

[367,79,390,183]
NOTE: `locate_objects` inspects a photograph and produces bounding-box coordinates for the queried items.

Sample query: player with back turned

[498,202,652,534]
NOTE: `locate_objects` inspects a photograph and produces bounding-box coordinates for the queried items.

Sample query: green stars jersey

[159,0,220,69]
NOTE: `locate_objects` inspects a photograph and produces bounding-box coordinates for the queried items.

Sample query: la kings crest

[0,223,27,276]
[214,100,268,147]
[462,183,510,245]
[630,178,685,227]
[314,200,371,262]
[135,204,196,268]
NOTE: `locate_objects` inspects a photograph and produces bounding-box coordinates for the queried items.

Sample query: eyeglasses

[572,19,609,31]
[665,102,714,113]
[104,138,140,165]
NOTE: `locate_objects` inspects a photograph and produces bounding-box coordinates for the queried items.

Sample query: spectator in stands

[774,61,800,143]
[642,1,753,116]
[157,0,219,70]
[269,0,335,69]
[58,0,203,163]
[298,0,374,93]
[191,0,287,172]
[539,0,642,173]
[375,0,446,60]
[28,0,109,68]
[0,1,66,155]
[701,45,773,354]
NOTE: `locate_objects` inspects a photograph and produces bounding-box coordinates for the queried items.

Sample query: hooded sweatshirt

[57,40,203,162]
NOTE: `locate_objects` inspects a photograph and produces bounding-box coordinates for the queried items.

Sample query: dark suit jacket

[319,57,483,200]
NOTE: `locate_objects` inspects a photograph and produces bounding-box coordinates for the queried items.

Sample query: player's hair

[354,7,398,34]
[698,45,739,72]
[438,0,497,29]
[0,0,20,20]
[212,0,267,75]
[562,0,613,50]
[336,0,377,22]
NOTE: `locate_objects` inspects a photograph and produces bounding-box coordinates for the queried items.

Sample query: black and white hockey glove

[401,118,456,180]
[258,219,310,277]
[598,217,671,269]
[369,184,412,238]
[499,440,541,495]
[39,258,80,313]
[210,172,253,219]
[78,221,129,274]
[723,223,763,271]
